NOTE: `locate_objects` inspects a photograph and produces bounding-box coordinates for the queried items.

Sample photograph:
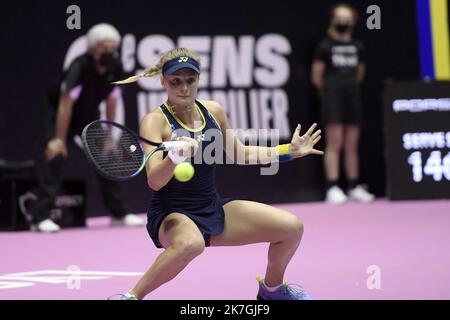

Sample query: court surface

[1,199,449,300]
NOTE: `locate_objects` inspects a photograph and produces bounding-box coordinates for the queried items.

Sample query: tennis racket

[81,120,187,181]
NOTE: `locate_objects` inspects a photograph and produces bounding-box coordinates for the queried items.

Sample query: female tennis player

[112,48,323,300]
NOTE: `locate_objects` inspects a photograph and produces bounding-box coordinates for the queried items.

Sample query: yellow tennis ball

[174,162,194,182]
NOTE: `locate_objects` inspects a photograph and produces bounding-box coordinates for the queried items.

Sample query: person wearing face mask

[311,3,375,204]
[30,23,144,232]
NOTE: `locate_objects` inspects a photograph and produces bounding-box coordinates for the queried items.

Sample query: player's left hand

[289,123,324,158]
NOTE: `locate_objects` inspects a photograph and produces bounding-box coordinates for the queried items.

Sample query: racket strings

[84,123,144,179]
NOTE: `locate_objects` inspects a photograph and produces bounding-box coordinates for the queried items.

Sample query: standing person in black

[32,23,144,232]
[311,3,375,204]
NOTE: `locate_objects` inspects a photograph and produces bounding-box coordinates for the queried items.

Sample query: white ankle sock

[125,292,137,299]
[263,281,282,292]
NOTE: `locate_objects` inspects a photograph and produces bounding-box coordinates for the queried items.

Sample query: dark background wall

[0,0,420,216]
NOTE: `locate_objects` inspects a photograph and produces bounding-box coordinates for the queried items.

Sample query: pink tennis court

[1,199,449,300]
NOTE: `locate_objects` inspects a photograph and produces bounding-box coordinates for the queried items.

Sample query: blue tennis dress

[146,100,234,248]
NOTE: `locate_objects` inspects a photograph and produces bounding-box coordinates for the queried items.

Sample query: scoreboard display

[384,81,450,200]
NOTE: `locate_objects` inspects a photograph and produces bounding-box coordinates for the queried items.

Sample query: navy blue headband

[162,56,200,75]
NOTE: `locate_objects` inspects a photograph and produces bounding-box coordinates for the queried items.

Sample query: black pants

[320,78,362,125]
[33,97,129,223]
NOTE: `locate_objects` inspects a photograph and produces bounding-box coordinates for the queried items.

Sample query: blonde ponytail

[112,48,200,85]
[112,74,144,84]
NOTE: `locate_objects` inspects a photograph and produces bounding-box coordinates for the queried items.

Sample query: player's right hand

[176,136,199,158]
[46,137,68,161]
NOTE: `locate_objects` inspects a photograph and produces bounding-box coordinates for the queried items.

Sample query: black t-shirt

[46,53,124,125]
[314,37,365,83]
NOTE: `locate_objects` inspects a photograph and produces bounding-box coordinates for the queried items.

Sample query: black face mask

[334,23,352,34]
[98,52,118,68]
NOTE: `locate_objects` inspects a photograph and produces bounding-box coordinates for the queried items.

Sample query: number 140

[408,151,450,182]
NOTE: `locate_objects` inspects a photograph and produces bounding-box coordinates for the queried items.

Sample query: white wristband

[168,150,187,164]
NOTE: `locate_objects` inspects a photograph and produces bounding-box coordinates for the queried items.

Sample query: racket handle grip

[161,141,187,151]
